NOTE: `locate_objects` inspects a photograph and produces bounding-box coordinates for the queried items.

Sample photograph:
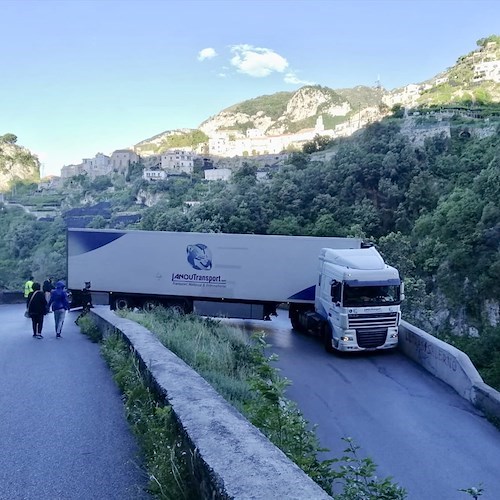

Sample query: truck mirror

[330,281,341,302]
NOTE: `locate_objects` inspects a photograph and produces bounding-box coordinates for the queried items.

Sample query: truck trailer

[67,228,403,352]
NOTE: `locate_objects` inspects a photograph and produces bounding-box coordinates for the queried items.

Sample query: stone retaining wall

[0,291,24,304]
[89,307,330,500]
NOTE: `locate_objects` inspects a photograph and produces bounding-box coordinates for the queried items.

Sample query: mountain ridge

[135,35,500,154]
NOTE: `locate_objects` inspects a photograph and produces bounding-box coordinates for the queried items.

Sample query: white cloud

[230,44,288,77]
[198,47,217,61]
[284,72,315,86]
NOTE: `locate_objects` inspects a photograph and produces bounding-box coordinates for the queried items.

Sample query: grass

[125,309,255,412]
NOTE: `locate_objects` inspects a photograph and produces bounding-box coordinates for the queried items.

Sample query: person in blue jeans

[48,280,70,338]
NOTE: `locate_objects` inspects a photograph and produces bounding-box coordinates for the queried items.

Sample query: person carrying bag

[27,282,48,339]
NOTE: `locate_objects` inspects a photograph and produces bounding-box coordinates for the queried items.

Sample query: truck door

[317,265,339,319]
[316,263,331,316]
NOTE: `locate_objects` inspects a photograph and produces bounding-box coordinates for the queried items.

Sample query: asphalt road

[223,312,500,500]
[5,300,499,500]
[0,303,150,500]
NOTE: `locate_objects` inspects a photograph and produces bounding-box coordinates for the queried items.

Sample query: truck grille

[348,312,398,348]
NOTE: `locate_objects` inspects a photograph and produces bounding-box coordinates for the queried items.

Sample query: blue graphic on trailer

[187,244,212,270]
[69,230,125,256]
[288,285,315,301]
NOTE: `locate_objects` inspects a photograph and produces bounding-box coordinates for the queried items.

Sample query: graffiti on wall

[404,329,458,372]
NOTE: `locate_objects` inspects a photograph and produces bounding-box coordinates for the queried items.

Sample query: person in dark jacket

[48,280,70,338]
[27,282,48,339]
[42,277,54,302]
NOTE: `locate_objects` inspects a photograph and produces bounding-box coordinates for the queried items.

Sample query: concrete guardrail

[89,307,330,500]
[399,320,500,419]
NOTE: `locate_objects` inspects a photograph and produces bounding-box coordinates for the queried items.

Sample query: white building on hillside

[204,168,231,181]
[161,149,194,174]
[473,60,500,83]
[143,168,167,181]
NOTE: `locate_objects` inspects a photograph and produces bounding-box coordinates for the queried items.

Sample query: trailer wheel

[143,300,160,312]
[323,323,335,353]
[115,297,131,310]
[166,301,187,316]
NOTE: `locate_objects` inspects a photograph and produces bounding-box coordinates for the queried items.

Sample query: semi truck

[67,228,403,352]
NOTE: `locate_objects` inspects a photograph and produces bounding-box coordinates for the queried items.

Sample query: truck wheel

[290,313,301,332]
[323,323,335,353]
[115,297,131,310]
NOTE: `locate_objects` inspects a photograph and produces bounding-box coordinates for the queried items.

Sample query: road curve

[0,303,150,500]
[223,312,500,500]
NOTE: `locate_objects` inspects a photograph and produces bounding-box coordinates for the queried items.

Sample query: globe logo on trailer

[186,244,212,270]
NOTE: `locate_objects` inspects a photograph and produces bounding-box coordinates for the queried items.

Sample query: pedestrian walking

[48,280,70,338]
[42,276,54,302]
[24,275,34,306]
[27,282,48,339]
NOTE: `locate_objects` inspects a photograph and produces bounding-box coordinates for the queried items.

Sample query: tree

[231,163,257,190]
[267,216,305,236]
[0,133,17,144]
[87,215,107,229]
[302,134,331,154]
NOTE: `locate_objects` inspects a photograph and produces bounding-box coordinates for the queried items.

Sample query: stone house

[61,163,85,178]
[82,153,111,177]
[109,149,140,174]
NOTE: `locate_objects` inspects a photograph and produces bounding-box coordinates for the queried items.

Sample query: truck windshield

[343,284,400,307]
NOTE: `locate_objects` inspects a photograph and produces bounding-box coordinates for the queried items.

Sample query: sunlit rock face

[0,142,40,191]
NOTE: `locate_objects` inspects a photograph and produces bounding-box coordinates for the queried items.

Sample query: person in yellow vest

[24,276,34,306]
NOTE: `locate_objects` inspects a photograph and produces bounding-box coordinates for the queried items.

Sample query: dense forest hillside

[5,110,498,334]
[2,109,500,387]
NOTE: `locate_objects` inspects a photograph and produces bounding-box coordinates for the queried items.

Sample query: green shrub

[100,332,196,499]
[76,314,102,342]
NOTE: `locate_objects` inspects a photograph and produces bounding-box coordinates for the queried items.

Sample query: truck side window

[330,280,341,303]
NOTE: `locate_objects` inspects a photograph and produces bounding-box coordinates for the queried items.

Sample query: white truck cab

[289,245,403,353]
[317,246,403,352]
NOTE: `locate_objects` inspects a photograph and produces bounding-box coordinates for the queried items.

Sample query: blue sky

[1,0,499,177]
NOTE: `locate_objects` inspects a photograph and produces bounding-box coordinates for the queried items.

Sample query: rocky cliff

[198,85,382,137]
[196,36,500,138]
[0,136,40,191]
[135,37,499,154]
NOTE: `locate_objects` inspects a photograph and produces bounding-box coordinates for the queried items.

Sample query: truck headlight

[341,335,354,342]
